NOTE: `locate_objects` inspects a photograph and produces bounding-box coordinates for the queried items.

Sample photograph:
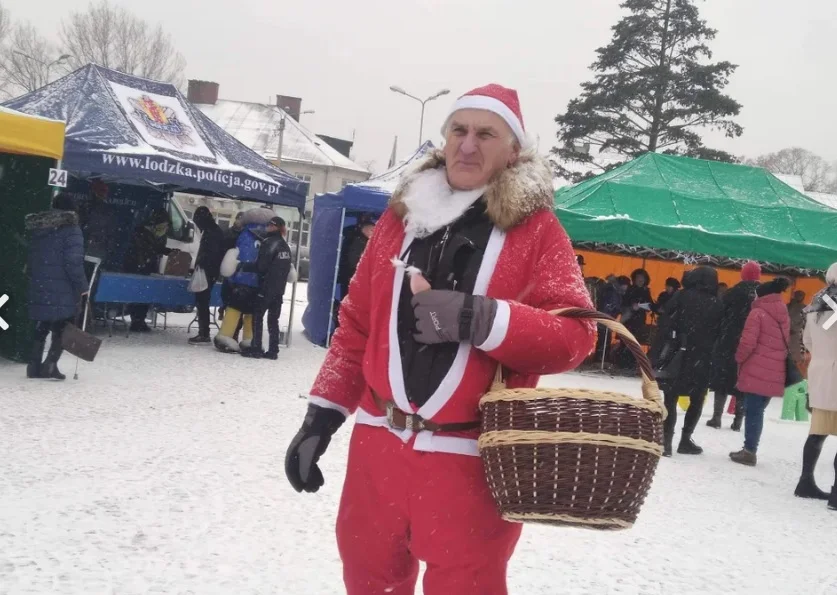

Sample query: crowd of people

[24,194,296,378]
[582,258,837,510]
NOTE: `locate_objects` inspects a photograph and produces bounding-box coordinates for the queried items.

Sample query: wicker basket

[478,308,666,531]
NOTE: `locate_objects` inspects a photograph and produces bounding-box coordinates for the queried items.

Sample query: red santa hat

[441,84,530,148]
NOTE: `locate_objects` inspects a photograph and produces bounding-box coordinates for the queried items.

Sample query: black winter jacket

[710,280,759,393]
[193,214,225,281]
[650,267,723,393]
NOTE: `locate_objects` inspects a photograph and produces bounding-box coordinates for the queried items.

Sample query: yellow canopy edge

[0,105,65,160]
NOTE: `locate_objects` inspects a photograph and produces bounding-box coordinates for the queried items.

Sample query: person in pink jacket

[730,277,792,466]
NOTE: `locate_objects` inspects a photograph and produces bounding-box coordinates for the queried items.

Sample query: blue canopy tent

[4,64,307,208]
[5,64,311,344]
[303,141,434,346]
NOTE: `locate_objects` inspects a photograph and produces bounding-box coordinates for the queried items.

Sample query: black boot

[731,397,744,431]
[42,332,66,381]
[27,335,46,379]
[795,475,830,500]
[828,486,837,511]
[706,393,725,429]
[663,432,673,457]
[678,436,704,455]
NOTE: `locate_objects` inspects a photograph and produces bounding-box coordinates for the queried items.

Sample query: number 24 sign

[48,168,68,187]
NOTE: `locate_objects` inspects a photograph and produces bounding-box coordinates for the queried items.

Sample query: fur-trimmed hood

[389,148,554,231]
[24,210,79,232]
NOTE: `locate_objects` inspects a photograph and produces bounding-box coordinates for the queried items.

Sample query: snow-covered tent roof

[3,65,307,209]
[196,100,367,174]
[343,141,434,197]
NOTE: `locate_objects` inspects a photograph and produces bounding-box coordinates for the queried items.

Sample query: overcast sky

[4,0,836,172]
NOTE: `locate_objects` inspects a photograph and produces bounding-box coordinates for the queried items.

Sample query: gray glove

[411,290,497,345]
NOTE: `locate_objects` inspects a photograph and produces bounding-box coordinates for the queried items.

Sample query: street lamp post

[12,51,72,86]
[389,86,450,146]
[276,108,315,168]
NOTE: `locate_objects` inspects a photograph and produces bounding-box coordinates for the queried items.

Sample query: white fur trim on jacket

[476,299,510,352]
[308,396,350,418]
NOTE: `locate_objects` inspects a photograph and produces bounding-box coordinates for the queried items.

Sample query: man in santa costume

[285,84,595,594]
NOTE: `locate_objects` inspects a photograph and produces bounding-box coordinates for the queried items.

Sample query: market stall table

[93,272,222,336]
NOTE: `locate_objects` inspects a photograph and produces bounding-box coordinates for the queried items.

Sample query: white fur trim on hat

[442,95,526,147]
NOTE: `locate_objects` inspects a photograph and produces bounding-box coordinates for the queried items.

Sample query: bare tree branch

[0,21,58,95]
[60,0,185,85]
[750,147,837,193]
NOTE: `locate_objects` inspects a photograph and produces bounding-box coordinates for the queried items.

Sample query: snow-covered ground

[1,302,836,595]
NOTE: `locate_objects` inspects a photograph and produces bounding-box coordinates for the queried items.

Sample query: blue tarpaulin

[302,142,434,346]
[4,65,307,209]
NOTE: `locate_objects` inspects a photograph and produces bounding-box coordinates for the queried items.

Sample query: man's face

[444,109,520,191]
[666,286,675,294]
[793,291,805,303]
[635,276,646,288]
[360,223,375,239]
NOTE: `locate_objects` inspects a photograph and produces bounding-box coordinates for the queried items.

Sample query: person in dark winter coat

[730,277,792,467]
[621,268,653,343]
[25,193,88,380]
[649,266,723,456]
[240,217,294,359]
[654,277,681,314]
[78,179,118,262]
[595,275,629,359]
[188,207,225,344]
[337,214,375,301]
[123,209,174,332]
[707,261,762,430]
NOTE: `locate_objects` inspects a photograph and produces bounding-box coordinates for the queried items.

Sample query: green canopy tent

[554,153,837,273]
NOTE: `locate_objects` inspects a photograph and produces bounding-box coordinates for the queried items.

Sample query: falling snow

[1,301,835,594]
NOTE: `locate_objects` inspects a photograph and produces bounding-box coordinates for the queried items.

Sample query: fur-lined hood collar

[24,210,79,232]
[389,148,554,230]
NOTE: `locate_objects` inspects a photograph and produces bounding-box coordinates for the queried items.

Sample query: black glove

[285,404,346,493]
[411,290,498,345]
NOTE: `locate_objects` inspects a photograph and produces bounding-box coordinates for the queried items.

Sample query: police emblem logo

[127,94,197,150]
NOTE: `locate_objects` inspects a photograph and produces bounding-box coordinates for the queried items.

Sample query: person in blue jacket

[25,192,88,380]
[214,207,275,353]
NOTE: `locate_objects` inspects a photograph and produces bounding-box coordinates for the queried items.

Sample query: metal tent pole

[285,211,305,348]
[326,207,347,348]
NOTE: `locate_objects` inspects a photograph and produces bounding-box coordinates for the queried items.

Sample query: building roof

[773,173,806,192]
[195,99,368,174]
[805,191,837,210]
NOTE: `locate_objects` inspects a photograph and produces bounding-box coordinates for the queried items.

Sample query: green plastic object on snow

[554,153,837,270]
[781,380,809,422]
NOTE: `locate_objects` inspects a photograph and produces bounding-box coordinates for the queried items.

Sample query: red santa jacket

[309,149,595,456]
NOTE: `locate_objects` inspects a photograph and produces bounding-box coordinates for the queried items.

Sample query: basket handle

[491,307,661,405]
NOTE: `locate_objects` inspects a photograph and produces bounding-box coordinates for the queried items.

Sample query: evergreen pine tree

[554,0,743,182]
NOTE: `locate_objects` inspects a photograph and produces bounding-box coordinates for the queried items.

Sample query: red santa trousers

[337,423,522,595]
